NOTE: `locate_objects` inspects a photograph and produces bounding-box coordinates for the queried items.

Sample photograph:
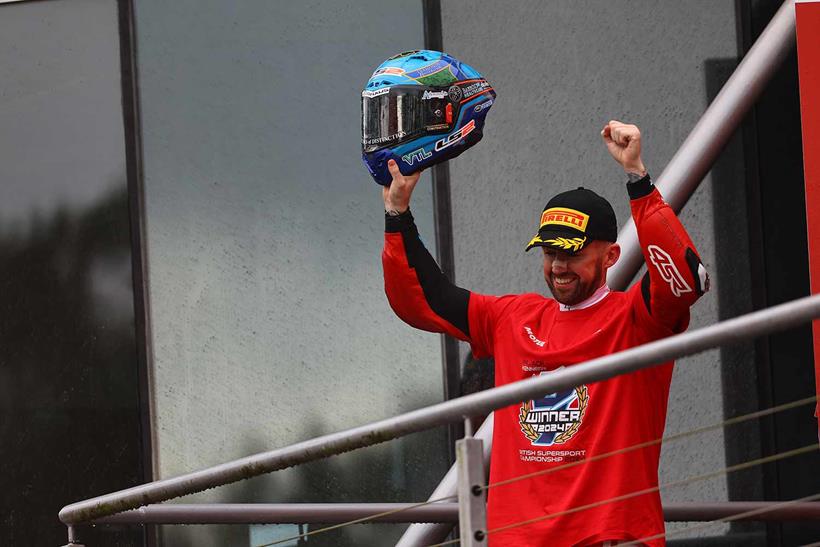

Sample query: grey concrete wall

[442,0,751,539]
[134,1,448,545]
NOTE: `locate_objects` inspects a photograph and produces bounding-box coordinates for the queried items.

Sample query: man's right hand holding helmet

[383,160,422,215]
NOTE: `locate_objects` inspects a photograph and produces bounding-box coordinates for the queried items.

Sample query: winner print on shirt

[519,372,588,446]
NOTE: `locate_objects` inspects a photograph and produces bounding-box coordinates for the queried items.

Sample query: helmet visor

[362,86,450,153]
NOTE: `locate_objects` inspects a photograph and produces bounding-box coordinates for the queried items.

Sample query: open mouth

[552,275,577,288]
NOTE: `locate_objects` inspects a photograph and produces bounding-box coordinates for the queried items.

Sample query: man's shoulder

[603,288,632,303]
[477,292,557,315]
[598,286,645,317]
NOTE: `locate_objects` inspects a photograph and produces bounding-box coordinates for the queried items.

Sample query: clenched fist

[601,120,647,175]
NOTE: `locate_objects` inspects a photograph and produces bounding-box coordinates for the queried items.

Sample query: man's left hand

[601,120,647,175]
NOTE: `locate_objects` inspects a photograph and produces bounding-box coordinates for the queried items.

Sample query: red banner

[795,0,820,436]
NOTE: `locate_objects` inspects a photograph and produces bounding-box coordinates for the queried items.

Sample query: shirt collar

[558,284,611,312]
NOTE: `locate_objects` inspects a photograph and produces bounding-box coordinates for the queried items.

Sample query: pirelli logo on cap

[539,207,589,232]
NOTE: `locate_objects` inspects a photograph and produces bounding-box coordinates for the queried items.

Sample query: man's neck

[559,283,611,312]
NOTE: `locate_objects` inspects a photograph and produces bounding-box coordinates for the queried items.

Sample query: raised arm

[381,160,472,341]
[603,121,709,333]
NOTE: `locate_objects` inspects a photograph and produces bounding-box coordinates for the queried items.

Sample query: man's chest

[492,302,636,383]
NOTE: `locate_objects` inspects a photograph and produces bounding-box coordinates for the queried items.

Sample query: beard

[545,260,605,306]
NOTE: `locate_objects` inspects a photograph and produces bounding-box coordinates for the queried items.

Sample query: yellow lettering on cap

[539,207,590,232]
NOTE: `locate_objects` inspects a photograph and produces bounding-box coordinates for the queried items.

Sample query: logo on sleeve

[519,375,588,446]
[647,245,692,297]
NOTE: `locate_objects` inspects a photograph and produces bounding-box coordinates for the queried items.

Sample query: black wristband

[385,208,415,233]
[626,173,654,200]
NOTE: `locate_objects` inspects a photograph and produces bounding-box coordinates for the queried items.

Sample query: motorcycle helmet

[361,50,496,185]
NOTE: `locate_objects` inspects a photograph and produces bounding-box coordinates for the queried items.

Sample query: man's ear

[605,243,621,269]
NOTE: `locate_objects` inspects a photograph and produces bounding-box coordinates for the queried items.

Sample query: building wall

[440,0,752,540]
[0,1,145,545]
[132,1,449,545]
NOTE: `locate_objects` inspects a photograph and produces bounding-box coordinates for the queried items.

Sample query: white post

[456,437,487,546]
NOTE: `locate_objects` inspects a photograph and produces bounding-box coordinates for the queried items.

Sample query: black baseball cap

[525,187,618,254]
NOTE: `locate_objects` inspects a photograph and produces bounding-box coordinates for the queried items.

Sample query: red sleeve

[382,209,515,356]
[383,230,470,341]
[468,293,520,358]
[382,209,473,342]
[629,176,709,334]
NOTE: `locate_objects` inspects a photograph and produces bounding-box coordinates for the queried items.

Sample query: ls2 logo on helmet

[519,377,588,446]
[401,147,432,166]
[434,119,476,152]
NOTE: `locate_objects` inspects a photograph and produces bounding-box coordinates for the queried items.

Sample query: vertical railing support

[457,437,487,546]
[61,525,85,547]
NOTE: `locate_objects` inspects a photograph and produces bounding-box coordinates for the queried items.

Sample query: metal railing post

[456,436,487,546]
[60,525,84,547]
[396,415,493,547]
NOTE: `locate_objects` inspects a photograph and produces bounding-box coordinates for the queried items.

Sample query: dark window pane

[0,0,144,545]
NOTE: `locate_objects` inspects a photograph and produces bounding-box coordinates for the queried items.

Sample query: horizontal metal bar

[93,503,459,524]
[60,292,820,525]
[607,0,796,289]
[664,502,820,521]
[88,501,820,525]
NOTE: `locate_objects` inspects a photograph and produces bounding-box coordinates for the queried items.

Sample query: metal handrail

[93,503,460,524]
[88,501,820,524]
[60,292,820,525]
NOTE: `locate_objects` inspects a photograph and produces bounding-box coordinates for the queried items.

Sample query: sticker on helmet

[434,120,476,152]
[422,90,448,100]
[407,61,457,86]
[372,66,405,77]
[362,88,390,98]
[401,147,432,166]
[460,80,493,101]
[474,99,494,113]
[448,85,463,102]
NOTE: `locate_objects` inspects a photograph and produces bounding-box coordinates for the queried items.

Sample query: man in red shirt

[381,121,708,546]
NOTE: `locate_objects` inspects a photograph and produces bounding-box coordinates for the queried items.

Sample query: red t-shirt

[470,285,676,546]
[382,180,707,546]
